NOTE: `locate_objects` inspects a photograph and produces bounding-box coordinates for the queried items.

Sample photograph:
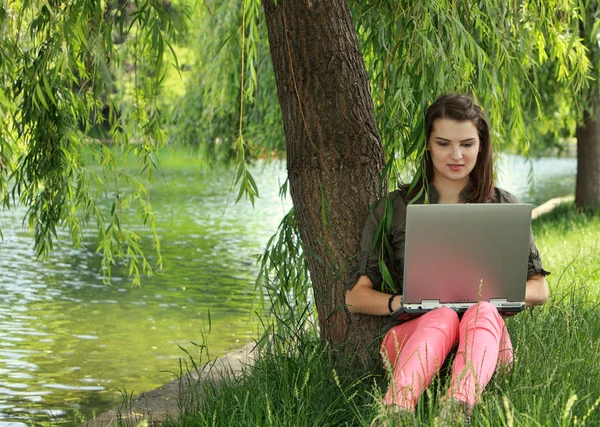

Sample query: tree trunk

[263,0,386,349]
[575,95,600,209]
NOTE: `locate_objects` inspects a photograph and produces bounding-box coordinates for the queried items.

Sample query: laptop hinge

[420,300,440,309]
[489,298,518,307]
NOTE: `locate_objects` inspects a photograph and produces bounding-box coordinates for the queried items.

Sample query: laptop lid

[402,204,532,307]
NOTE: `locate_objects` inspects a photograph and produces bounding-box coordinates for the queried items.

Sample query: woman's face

[427,118,481,186]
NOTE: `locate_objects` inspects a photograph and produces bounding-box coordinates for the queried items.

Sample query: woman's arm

[345,275,403,316]
[525,273,549,307]
[347,273,547,313]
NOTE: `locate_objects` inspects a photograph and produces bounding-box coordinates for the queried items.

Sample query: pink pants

[381,302,513,410]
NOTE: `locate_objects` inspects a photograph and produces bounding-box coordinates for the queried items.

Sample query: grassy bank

[162,203,600,426]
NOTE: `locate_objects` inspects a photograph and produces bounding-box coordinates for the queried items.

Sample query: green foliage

[374,196,397,293]
[0,0,185,284]
[578,2,600,108]
[522,2,600,155]
[255,206,313,340]
[168,0,284,163]
[169,0,591,177]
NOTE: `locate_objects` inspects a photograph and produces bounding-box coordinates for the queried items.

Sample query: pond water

[496,154,577,206]
[0,153,576,424]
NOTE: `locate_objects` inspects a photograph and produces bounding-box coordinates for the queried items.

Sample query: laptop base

[391,301,525,323]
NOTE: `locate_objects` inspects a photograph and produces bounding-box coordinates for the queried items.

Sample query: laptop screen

[402,204,532,305]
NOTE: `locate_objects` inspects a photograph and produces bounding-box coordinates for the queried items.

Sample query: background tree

[575,3,600,208]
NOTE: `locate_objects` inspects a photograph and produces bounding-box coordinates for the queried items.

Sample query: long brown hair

[411,94,494,203]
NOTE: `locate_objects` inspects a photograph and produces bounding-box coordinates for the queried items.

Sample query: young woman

[345,94,550,425]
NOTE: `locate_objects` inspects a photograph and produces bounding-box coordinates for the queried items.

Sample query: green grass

[161,202,600,426]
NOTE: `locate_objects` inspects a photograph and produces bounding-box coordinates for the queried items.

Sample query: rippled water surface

[0,153,576,424]
[0,156,288,424]
[497,154,577,206]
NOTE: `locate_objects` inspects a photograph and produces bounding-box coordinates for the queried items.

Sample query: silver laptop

[391,203,532,322]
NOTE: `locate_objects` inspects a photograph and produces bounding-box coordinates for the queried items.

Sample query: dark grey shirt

[347,185,550,293]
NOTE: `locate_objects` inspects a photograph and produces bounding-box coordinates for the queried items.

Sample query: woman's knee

[462,301,502,326]
[421,307,460,334]
[434,306,460,321]
[466,301,499,316]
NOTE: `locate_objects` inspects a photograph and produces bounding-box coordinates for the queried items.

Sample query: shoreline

[84,195,574,426]
[85,343,257,426]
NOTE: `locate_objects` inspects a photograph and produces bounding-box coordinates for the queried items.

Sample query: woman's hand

[345,275,402,316]
[525,273,549,307]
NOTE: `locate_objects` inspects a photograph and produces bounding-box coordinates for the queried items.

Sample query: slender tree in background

[576,100,600,209]
[575,4,600,208]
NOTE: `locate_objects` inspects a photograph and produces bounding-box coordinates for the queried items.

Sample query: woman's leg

[445,302,514,408]
[381,307,460,410]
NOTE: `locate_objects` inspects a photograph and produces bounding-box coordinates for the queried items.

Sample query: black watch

[388,294,399,313]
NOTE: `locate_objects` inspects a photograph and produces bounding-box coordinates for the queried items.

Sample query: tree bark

[575,94,600,209]
[263,0,386,349]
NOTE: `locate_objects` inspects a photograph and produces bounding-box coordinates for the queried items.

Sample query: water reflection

[0,154,577,423]
[497,154,576,205]
[0,159,289,424]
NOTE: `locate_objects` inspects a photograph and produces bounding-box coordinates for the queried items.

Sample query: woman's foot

[439,398,472,426]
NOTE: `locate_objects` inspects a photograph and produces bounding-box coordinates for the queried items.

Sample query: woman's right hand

[345,275,403,316]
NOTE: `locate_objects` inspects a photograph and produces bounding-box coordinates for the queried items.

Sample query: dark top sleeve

[526,231,550,279]
[346,190,407,293]
[495,188,551,279]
